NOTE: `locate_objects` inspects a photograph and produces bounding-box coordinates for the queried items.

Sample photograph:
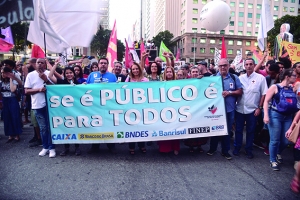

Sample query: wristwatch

[228,91,232,95]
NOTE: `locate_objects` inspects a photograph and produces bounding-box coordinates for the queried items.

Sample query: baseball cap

[197,61,207,67]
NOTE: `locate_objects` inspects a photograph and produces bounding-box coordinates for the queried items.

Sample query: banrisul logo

[117,132,124,138]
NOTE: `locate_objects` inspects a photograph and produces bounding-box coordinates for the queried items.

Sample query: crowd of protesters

[1,52,300,193]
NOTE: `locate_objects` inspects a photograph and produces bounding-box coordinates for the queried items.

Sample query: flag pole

[43,32,47,58]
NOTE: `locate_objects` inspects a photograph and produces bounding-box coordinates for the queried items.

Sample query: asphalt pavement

[0,120,299,200]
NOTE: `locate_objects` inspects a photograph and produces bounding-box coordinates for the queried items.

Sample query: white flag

[257,0,274,51]
[233,49,244,73]
[127,35,140,63]
[214,47,221,67]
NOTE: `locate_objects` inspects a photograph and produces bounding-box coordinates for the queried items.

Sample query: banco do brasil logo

[117,132,124,138]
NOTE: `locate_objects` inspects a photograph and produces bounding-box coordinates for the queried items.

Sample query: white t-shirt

[24,70,50,109]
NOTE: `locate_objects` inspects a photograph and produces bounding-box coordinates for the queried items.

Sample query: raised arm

[254,51,268,73]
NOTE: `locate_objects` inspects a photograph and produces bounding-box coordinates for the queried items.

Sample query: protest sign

[282,41,300,64]
[46,77,227,144]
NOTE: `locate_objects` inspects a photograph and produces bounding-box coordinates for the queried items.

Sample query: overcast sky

[109,0,141,43]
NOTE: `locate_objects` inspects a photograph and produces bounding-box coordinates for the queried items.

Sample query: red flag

[31,44,45,58]
[175,47,180,61]
[0,38,14,52]
[140,39,149,66]
[125,39,133,69]
[221,36,227,59]
[106,20,117,72]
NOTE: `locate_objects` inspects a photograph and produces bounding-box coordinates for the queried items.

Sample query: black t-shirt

[115,74,126,82]
[202,72,212,77]
[57,78,79,85]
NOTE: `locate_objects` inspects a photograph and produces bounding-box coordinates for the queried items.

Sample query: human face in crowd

[165,68,174,80]
[244,59,255,76]
[289,72,297,84]
[218,59,229,77]
[151,63,158,74]
[36,58,46,72]
[181,67,188,76]
[191,68,199,78]
[114,63,122,75]
[269,71,278,80]
[1,69,5,79]
[278,63,284,72]
[155,57,163,65]
[121,68,128,76]
[91,64,99,72]
[294,63,300,75]
[98,59,108,73]
[176,70,184,80]
[74,66,81,77]
[131,64,140,78]
[65,69,75,81]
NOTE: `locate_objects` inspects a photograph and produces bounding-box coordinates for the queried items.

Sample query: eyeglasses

[99,62,108,65]
[115,65,122,68]
[218,64,228,68]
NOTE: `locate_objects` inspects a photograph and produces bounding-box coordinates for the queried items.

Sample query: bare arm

[286,110,300,137]
[10,78,17,93]
[254,51,268,73]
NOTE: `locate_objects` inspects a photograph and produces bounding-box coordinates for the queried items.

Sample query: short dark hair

[266,60,275,66]
[63,66,75,79]
[2,59,16,69]
[279,68,294,81]
[268,64,280,73]
[98,57,109,64]
[279,57,292,69]
[146,62,162,75]
[293,62,300,68]
[73,65,83,78]
[245,58,255,65]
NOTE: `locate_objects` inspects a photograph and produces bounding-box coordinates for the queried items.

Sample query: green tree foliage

[152,30,174,52]
[90,27,125,61]
[267,15,300,56]
[10,22,31,54]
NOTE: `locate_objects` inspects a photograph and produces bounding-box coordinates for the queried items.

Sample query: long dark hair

[73,65,83,79]
[279,68,294,81]
[1,66,12,82]
[63,66,78,84]
[146,62,162,75]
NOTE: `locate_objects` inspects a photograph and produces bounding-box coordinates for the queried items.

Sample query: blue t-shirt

[86,72,117,83]
[216,72,242,113]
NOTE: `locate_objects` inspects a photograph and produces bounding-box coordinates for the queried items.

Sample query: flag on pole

[107,20,117,72]
[232,49,244,72]
[140,39,149,66]
[31,44,45,58]
[252,50,262,64]
[175,48,180,61]
[214,47,221,67]
[257,0,274,51]
[125,39,133,69]
[127,35,140,63]
[221,36,227,59]
[159,41,172,62]
[0,26,14,52]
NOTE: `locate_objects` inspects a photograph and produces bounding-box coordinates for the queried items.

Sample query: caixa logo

[52,134,77,140]
[212,125,225,131]
[117,131,149,138]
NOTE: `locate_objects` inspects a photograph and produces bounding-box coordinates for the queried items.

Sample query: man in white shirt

[233,58,268,159]
[24,58,56,158]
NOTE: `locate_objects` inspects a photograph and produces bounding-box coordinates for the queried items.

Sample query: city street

[0,121,299,200]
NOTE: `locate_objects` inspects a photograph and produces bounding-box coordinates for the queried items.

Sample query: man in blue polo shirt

[207,58,243,160]
[86,57,117,153]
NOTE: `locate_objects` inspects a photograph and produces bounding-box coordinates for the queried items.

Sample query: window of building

[257,4,262,9]
[239,12,244,17]
[274,6,279,11]
[193,8,198,14]
[228,40,234,45]
[192,18,198,23]
[273,15,278,20]
[248,13,252,18]
[230,2,235,7]
[247,31,251,36]
[200,28,206,33]
[191,47,197,53]
[254,42,258,46]
[231,11,235,17]
[230,21,234,26]
[192,28,198,33]
[245,41,251,46]
[237,50,241,54]
[193,0,198,4]
[202,0,207,4]
[182,48,185,54]
[238,22,243,27]
[229,30,234,35]
[200,48,205,53]
[238,31,243,36]
[283,0,288,2]
[256,23,259,28]
[228,49,233,55]
[291,0,295,2]
[248,4,253,8]
[247,22,252,27]
[239,3,244,7]
[219,40,222,44]
[220,30,225,35]
[245,50,250,55]
[200,38,206,43]
[237,41,242,46]
[290,7,295,12]
[283,7,288,12]
[210,39,216,44]
[256,14,261,18]
[255,32,258,36]
[192,38,197,43]
[210,48,215,54]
